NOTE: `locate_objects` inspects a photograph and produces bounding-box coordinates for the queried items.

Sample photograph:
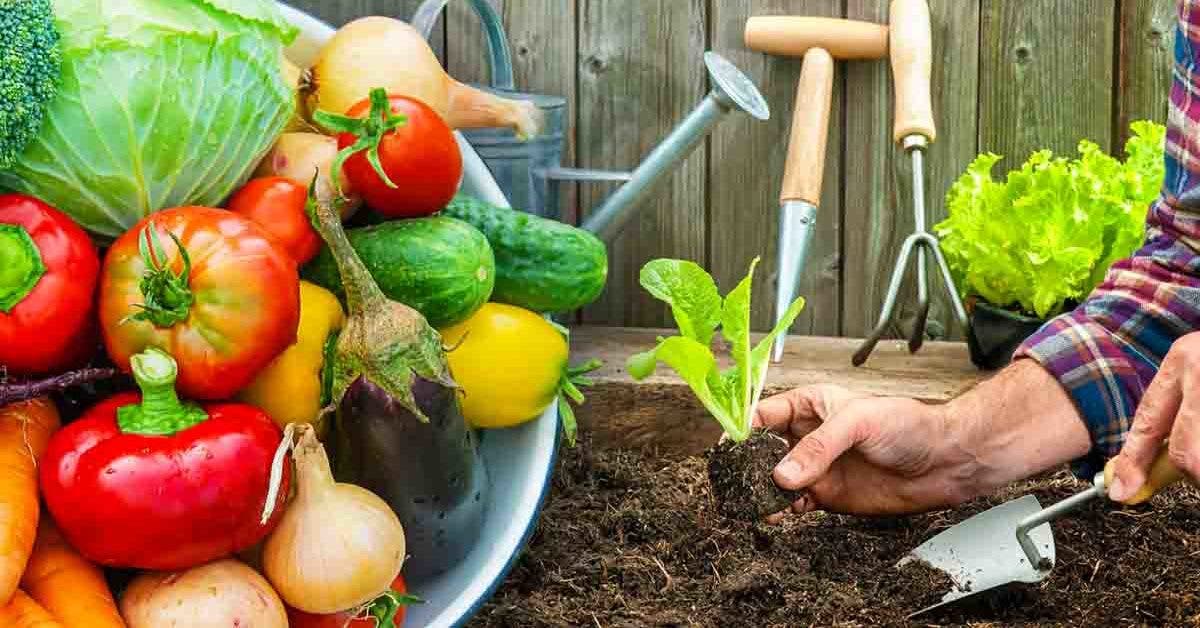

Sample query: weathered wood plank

[841,0,981,345]
[444,0,579,221]
[1117,0,1174,146]
[920,0,981,342]
[840,0,895,342]
[709,0,844,335]
[286,0,446,60]
[576,0,709,328]
[980,0,1116,161]
[570,326,986,457]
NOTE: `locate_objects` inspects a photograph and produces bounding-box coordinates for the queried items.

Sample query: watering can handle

[410,0,516,91]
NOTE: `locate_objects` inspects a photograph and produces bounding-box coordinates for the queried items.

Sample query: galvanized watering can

[412,0,769,241]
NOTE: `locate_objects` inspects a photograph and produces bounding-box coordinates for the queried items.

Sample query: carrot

[0,589,63,628]
[0,398,60,604]
[22,518,125,628]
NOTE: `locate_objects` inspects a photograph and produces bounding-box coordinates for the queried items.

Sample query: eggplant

[334,376,487,581]
[306,183,490,585]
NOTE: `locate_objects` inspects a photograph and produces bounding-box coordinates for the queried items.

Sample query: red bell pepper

[39,347,290,571]
[0,194,100,375]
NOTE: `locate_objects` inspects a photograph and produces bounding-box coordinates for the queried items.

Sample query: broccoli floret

[0,0,60,170]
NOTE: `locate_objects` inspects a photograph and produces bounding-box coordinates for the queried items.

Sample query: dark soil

[707,429,802,522]
[472,436,1200,628]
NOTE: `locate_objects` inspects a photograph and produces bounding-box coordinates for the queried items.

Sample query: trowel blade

[771,199,818,363]
[897,494,1054,617]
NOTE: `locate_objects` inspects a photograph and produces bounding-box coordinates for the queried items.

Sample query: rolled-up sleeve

[1015,0,1200,478]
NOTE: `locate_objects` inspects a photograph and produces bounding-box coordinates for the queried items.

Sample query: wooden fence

[289,0,1175,340]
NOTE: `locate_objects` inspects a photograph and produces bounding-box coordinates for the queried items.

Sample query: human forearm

[943,360,1092,498]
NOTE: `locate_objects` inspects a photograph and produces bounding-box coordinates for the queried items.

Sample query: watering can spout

[580,52,770,241]
[413,1,768,237]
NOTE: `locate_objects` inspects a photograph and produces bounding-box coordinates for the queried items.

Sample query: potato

[120,559,287,628]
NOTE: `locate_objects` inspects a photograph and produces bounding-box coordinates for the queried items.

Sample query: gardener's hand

[756,360,1094,521]
[1107,331,1200,501]
[753,384,979,519]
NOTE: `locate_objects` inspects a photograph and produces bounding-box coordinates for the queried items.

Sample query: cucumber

[441,195,608,312]
[302,216,494,328]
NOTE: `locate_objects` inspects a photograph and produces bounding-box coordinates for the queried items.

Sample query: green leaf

[649,336,738,436]
[719,257,757,436]
[746,294,806,418]
[626,349,659,380]
[639,259,722,345]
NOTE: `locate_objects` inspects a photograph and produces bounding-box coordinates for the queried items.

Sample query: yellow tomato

[439,303,568,429]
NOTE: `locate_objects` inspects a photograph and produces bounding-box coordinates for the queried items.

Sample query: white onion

[262,424,406,614]
[307,16,541,139]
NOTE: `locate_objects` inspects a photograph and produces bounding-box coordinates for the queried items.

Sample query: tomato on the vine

[315,88,462,218]
[227,176,322,265]
[99,206,300,400]
[287,574,416,628]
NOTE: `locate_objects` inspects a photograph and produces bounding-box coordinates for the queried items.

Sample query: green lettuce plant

[626,257,805,442]
[934,120,1165,319]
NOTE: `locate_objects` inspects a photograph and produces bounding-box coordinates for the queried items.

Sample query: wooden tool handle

[744,16,888,60]
[888,0,935,144]
[1103,445,1187,506]
[780,47,835,204]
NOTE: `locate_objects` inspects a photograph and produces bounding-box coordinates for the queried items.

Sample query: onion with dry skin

[262,424,407,614]
[120,559,287,628]
[280,55,311,133]
[306,16,541,139]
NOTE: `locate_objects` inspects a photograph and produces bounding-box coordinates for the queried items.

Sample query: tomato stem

[116,347,208,435]
[127,225,194,328]
[0,224,46,313]
[365,589,423,626]
[314,87,408,196]
[556,358,603,447]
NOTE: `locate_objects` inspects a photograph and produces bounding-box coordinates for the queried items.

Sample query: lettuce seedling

[626,257,805,442]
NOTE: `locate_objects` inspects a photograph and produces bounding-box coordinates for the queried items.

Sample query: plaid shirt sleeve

[1014,0,1200,478]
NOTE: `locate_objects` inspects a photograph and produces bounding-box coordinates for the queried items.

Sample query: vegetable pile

[936,121,1166,319]
[0,3,608,625]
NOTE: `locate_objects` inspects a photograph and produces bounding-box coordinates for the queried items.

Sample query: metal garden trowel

[898,446,1186,618]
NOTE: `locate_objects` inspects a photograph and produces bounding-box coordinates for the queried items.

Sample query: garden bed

[469,330,1199,626]
[472,436,1200,627]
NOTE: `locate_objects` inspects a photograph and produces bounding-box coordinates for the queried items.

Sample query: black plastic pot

[966,300,1047,370]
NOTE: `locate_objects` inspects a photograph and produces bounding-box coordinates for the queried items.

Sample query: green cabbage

[934,120,1165,319]
[0,0,297,238]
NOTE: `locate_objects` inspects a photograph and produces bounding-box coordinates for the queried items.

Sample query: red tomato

[335,91,462,218]
[0,194,100,375]
[227,176,322,265]
[287,575,411,627]
[99,206,300,399]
